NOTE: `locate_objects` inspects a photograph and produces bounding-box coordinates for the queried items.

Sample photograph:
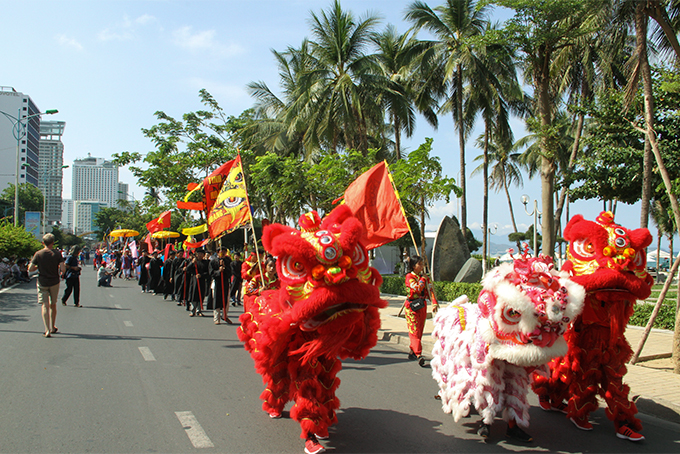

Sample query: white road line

[124,321,133,327]
[114,304,122,309]
[109,294,115,297]
[175,411,214,448]
[0,283,20,294]
[138,346,156,361]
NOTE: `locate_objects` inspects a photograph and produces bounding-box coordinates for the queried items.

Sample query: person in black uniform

[137,249,151,293]
[162,250,176,300]
[172,251,187,306]
[229,253,243,306]
[210,248,233,324]
[187,249,209,317]
[149,250,163,294]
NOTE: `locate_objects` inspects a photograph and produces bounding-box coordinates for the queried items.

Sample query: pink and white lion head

[477,252,585,367]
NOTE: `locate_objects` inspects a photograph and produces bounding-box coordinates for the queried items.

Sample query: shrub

[0,219,42,259]
[380,274,483,304]
[630,302,676,331]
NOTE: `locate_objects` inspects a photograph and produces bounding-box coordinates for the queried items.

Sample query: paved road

[1,267,679,453]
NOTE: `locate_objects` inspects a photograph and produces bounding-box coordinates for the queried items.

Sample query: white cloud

[186,78,250,106]
[98,14,158,42]
[56,34,83,51]
[172,26,245,58]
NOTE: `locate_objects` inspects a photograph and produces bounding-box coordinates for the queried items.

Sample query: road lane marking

[138,347,156,361]
[109,294,114,297]
[114,304,122,309]
[124,321,133,327]
[175,411,214,448]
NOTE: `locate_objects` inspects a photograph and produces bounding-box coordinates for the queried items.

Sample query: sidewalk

[378,294,680,425]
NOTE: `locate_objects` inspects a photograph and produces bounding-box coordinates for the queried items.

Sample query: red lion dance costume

[532,211,653,442]
[238,206,386,454]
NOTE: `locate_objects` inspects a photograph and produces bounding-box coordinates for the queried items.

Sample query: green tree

[405,0,491,239]
[0,183,44,226]
[113,89,238,207]
[391,138,461,258]
[249,153,311,224]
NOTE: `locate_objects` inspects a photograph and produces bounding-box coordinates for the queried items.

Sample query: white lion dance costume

[431,252,585,442]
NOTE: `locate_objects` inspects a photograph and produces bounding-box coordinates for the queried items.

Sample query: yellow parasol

[151,230,180,239]
[109,229,140,238]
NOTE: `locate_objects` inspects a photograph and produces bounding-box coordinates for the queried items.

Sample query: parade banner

[338,161,409,250]
[24,211,41,240]
[129,240,138,259]
[146,210,171,233]
[180,159,236,212]
[207,154,250,238]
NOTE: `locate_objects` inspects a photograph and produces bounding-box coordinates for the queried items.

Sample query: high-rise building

[61,198,105,237]
[39,121,66,224]
[0,86,41,191]
[72,154,120,208]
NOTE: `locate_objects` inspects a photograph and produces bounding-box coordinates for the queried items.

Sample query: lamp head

[520,194,529,206]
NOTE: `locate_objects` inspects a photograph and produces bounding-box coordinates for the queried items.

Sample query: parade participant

[162,250,176,300]
[404,256,437,365]
[187,249,209,317]
[229,253,243,306]
[29,233,65,337]
[243,256,279,312]
[137,249,151,293]
[239,208,387,454]
[431,250,584,442]
[172,250,187,305]
[121,250,133,280]
[532,212,653,441]
[61,246,82,307]
[149,250,163,294]
[209,248,233,324]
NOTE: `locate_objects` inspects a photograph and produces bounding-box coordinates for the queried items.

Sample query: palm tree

[371,25,435,160]
[650,198,676,283]
[472,131,525,235]
[466,23,526,271]
[290,0,384,155]
[405,0,490,238]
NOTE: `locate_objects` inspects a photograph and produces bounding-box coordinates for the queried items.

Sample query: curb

[633,396,680,425]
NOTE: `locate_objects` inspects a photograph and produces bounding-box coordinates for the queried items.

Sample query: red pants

[405,303,427,356]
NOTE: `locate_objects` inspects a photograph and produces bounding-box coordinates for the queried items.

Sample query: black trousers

[62,277,80,305]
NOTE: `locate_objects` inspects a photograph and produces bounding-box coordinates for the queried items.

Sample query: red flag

[163,242,173,260]
[203,159,236,212]
[145,233,154,252]
[184,238,211,250]
[207,155,251,238]
[340,161,409,250]
[176,200,204,211]
[146,210,171,233]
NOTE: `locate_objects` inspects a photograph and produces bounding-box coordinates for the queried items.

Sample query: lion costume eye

[351,245,367,267]
[501,307,522,325]
[571,239,596,259]
[281,256,307,281]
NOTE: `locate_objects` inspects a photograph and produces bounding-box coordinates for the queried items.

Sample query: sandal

[51,327,58,334]
[43,332,51,338]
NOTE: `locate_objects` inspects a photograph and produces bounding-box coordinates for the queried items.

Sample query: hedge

[381,274,675,330]
[380,274,482,304]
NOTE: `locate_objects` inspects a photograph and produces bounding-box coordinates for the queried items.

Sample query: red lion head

[562,211,653,300]
[261,205,387,361]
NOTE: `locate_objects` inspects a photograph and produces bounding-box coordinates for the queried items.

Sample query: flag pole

[384,160,439,316]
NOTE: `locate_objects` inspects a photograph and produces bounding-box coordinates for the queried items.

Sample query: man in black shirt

[210,248,233,324]
[29,233,66,337]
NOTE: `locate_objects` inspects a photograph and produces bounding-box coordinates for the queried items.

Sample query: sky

[0,0,666,253]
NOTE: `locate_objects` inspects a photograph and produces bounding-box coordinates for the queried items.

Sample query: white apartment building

[39,121,66,224]
[72,154,120,208]
[61,198,106,237]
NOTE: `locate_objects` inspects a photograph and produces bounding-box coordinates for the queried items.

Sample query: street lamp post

[483,223,498,275]
[0,108,58,226]
[521,194,541,256]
